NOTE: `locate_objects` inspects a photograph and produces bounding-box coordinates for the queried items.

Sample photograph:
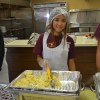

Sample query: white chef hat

[46,7,69,27]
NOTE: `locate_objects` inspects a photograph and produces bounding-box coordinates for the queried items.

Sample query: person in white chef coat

[34,7,76,71]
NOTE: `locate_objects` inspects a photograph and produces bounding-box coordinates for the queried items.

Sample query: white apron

[43,32,69,71]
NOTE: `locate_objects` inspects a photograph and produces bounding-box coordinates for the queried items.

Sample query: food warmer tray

[6,70,82,97]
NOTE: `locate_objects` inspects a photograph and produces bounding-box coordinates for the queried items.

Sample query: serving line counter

[5,36,97,47]
[5,36,97,87]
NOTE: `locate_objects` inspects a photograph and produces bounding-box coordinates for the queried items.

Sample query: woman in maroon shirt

[94,24,100,71]
[34,7,76,71]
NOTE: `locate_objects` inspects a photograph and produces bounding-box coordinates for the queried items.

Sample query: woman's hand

[37,55,50,71]
[39,59,50,71]
[68,58,76,71]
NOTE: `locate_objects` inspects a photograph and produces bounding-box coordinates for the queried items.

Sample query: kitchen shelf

[69,9,100,12]
[70,26,97,28]
[0,18,29,20]
[0,0,30,7]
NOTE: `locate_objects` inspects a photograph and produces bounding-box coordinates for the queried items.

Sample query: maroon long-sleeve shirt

[33,33,75,60]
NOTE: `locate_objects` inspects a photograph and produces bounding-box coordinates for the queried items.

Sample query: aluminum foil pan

[93,72,100,99]
[7,70,81,96]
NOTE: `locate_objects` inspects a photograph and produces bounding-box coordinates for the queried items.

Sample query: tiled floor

[0,49,9,84]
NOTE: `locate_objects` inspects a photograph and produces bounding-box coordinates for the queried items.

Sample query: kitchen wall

[1,0,100,38]
[32,0,100,10]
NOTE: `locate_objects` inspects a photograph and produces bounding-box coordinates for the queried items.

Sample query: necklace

[47,33,56,48]
[48,42,56,48]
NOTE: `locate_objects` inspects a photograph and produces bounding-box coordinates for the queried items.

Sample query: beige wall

[32,0,100,10]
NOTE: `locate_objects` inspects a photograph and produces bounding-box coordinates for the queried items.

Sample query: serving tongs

[45,62,55,88]
[47,67,55,88]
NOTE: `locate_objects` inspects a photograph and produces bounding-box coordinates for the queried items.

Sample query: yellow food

[13,71,61,89]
